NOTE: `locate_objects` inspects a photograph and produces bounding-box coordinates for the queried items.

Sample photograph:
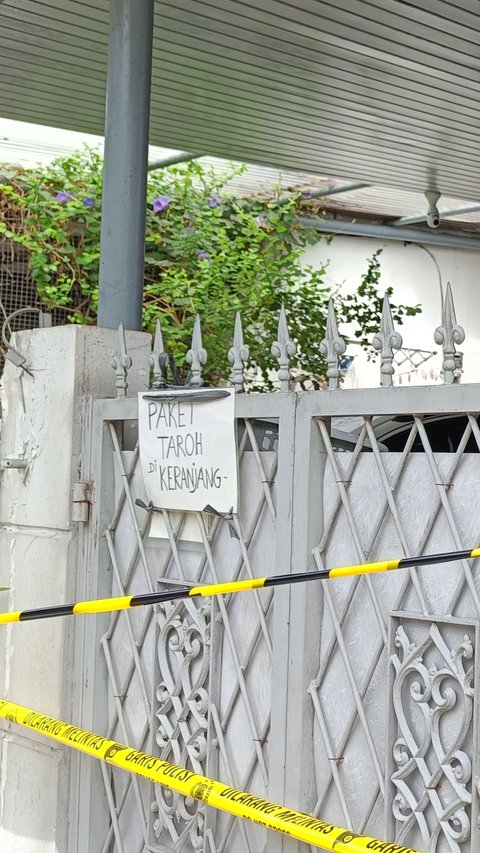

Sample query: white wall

[302,235,480,385]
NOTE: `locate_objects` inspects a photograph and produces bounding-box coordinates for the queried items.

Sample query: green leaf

[0,154,421,388]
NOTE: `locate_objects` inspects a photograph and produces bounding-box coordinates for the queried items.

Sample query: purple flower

[153,195,171,214]
[301,191,313,200]
[207,195,221,209]
[55,191,73,203]
[197,250,210,261]
[82,197,95,207]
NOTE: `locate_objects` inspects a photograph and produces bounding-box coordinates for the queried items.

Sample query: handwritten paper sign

[138,389,238,514]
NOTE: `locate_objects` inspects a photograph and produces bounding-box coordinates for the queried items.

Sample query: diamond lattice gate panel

[72,394,295,853]
[73,380,480,853]
[305,388,480,853]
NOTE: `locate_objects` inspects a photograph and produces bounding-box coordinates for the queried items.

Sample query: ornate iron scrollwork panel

[149,595,213,852]
[388,614,478,853]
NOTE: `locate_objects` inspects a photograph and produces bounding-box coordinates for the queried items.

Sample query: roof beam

[394,203,480,227]
[298,217,480,249]
[308,180,370,199]
[147,151,197,171]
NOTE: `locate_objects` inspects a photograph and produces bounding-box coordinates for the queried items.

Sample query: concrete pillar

[0,325,150,853]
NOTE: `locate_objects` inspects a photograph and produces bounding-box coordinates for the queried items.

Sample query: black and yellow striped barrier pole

[1,546,479,626]
[0,698,421,853]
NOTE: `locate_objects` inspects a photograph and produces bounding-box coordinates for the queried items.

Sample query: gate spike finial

[149,319,166,388]
[319,299,346,389]
[111,322,132,398]
[228,312,249,392]
[186,314,207,387]
[434,283,465,385]
[271,304,296,391]
[372,293,403,387]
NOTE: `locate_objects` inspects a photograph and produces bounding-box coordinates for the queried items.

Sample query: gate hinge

[72,481,93,523]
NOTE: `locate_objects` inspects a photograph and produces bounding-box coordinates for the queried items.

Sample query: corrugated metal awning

[0,1,480,199]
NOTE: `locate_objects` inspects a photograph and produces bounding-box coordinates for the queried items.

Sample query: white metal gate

[71,296,480,853]
[71,392,296,853]
[302,386,480,853]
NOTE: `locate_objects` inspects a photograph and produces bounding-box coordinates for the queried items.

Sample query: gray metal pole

[98,0,154,330]
[394,203,480,227]
[298,217,480,249]
[147,152,196,171]
[308,180,370,199]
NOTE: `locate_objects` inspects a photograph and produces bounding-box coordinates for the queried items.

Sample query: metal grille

[81,410,278,853]
[389,615,477,852]
[75,388,480,853]
[309,409,480,853]
[73,291,479,853]
[0,227,69,375]
[0,215,34,313]
[0,226,38,375]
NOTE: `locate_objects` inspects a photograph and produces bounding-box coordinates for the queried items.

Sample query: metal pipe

[298,217,480,249]
[307,180,370,199]
[147,151,197,171]
[98,0,154,331]
[394,203,480,227]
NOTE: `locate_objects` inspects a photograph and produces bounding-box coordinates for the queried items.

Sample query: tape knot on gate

[203,504,240,539]
[135,498,161,513]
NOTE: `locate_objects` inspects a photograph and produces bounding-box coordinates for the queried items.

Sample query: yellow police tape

[0,699,421,853]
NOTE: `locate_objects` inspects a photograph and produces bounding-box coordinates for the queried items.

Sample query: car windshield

[332,415,480,453]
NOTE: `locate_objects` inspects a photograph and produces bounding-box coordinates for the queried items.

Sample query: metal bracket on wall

[0,458,29,470]
[72,481,93,523]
